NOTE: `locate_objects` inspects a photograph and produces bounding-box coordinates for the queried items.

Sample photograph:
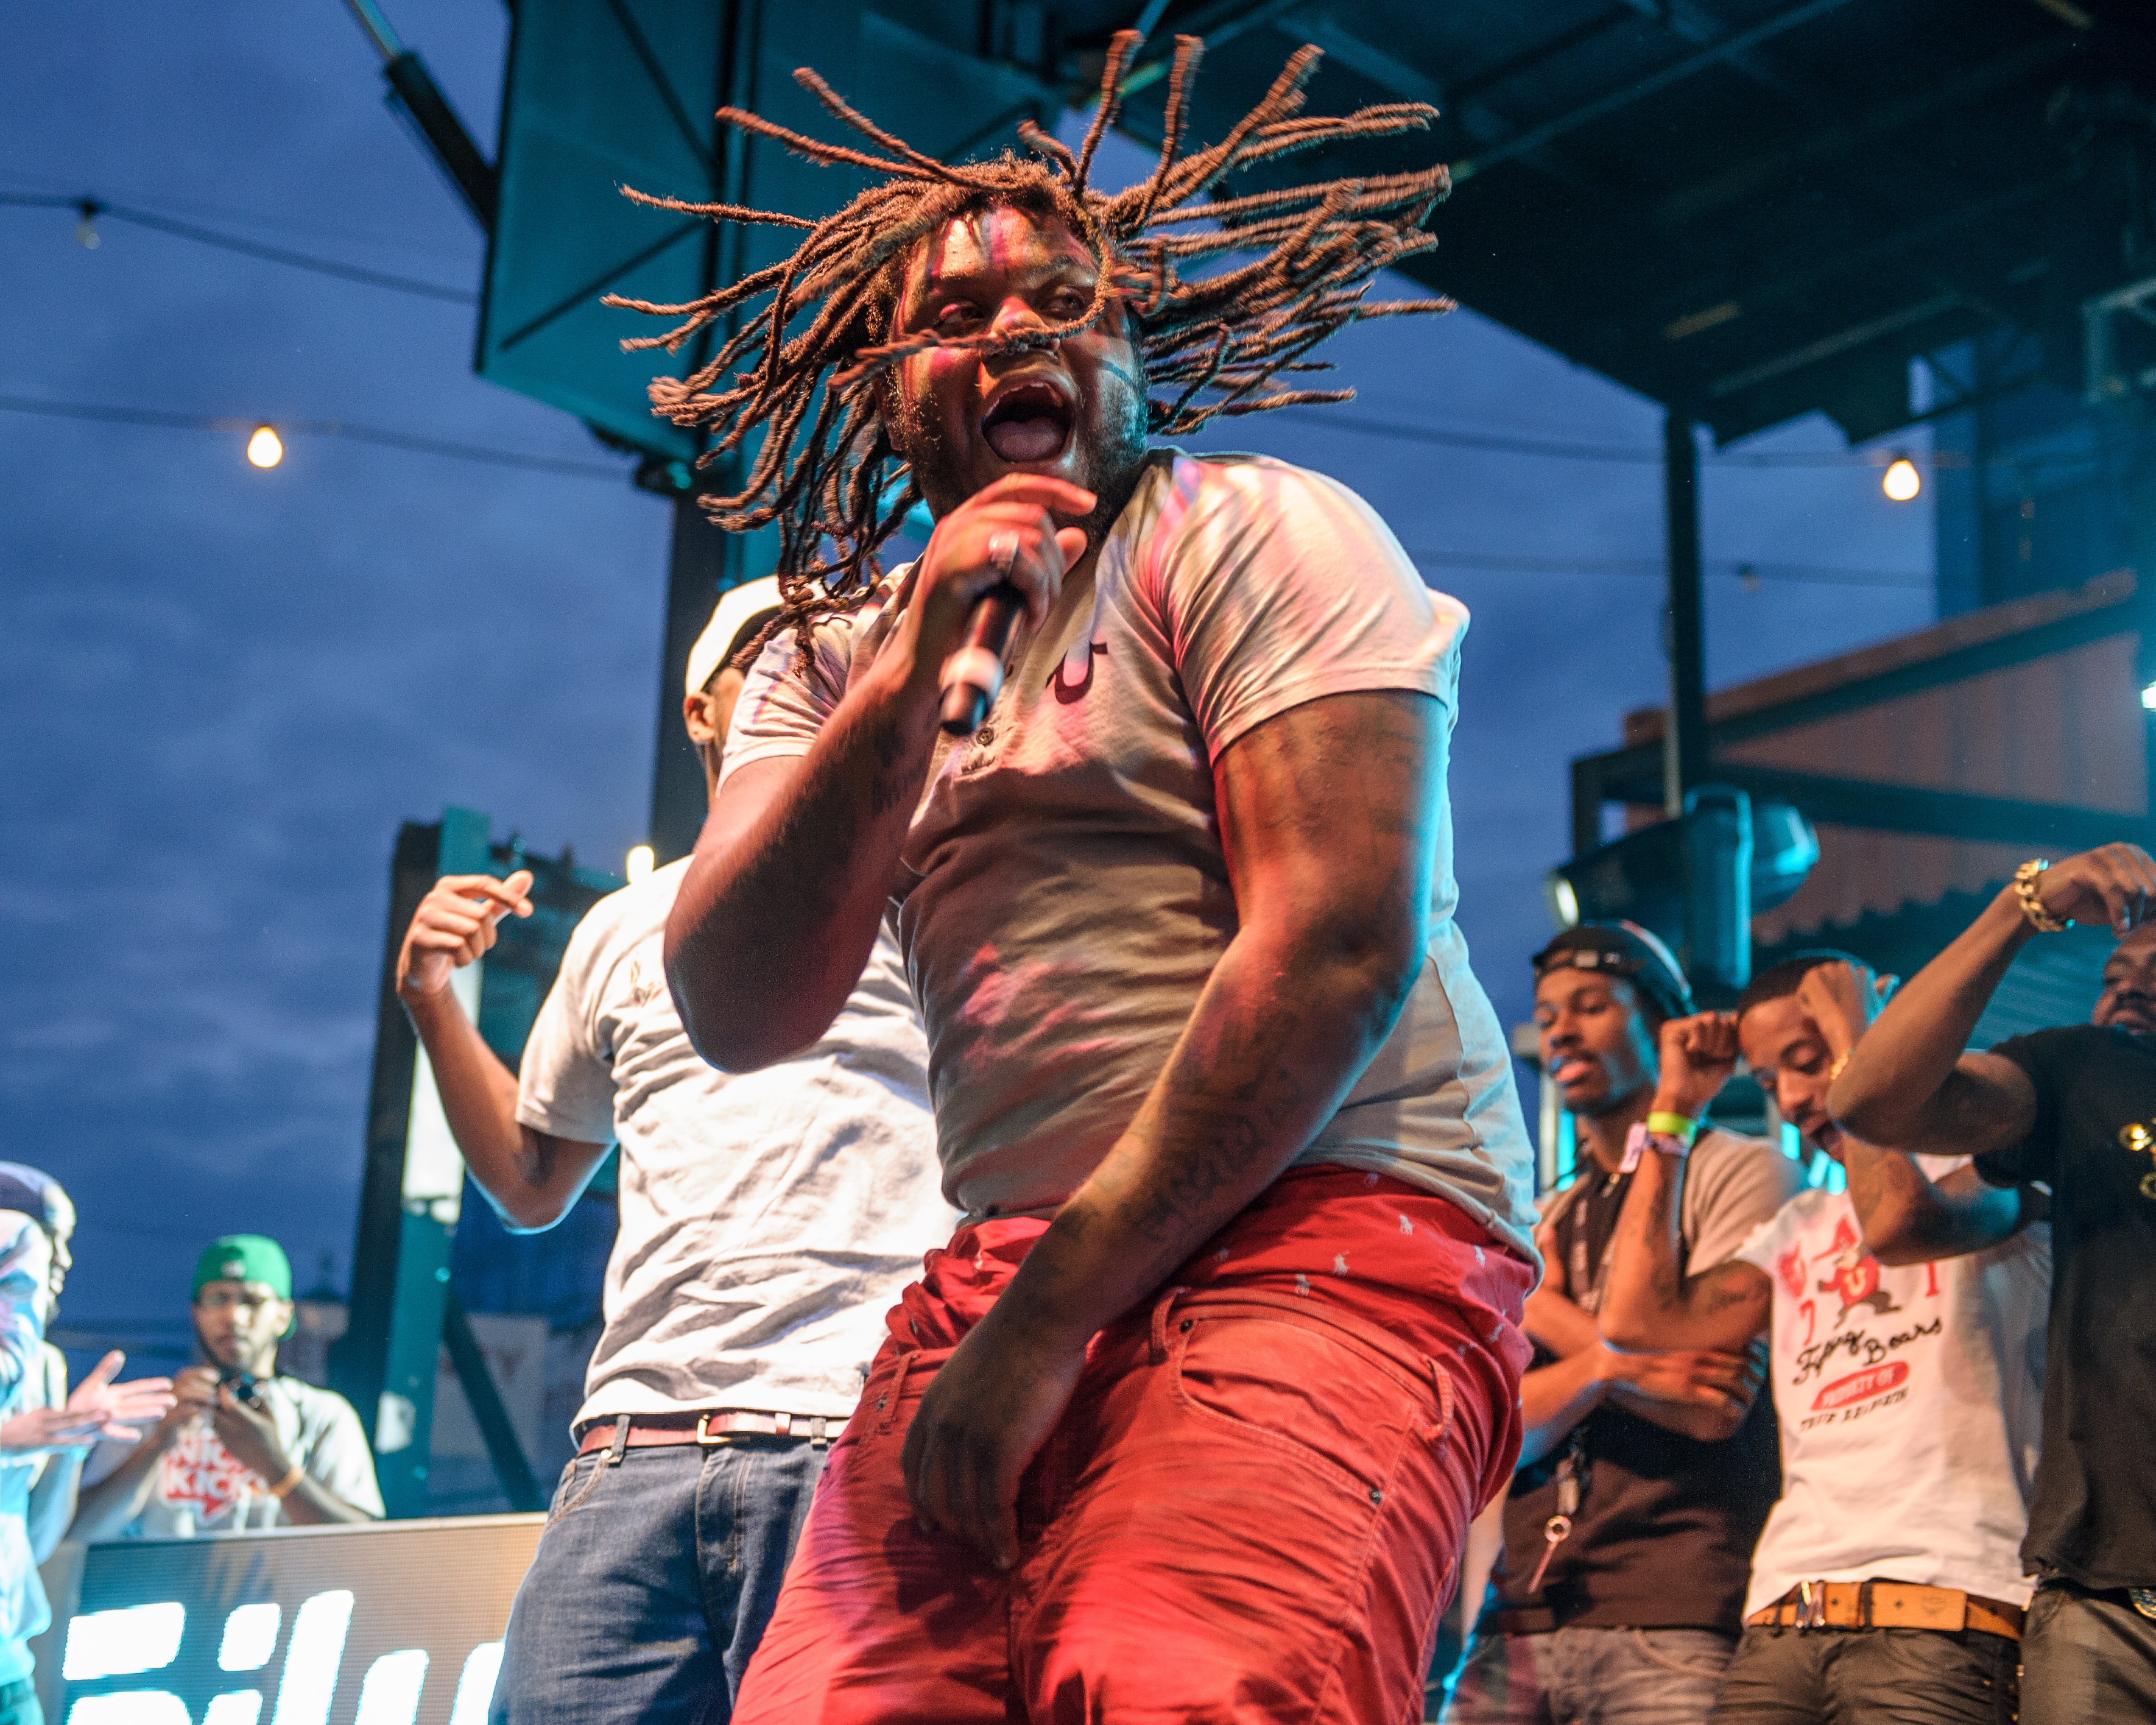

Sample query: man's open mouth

[981,381,1073,465]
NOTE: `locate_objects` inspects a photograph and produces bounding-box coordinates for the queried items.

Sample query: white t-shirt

[722,452,1540,1263]
[1733,1157,2050,1614]
[86,1376,384,1539]
[516,858,952,1425]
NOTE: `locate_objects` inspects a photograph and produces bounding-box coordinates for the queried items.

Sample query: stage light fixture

[2142,680,2156,713]
[1881,456,1920,502]
[625,844,654,883]
[246,425,284,468]
[1544,790,1819,998]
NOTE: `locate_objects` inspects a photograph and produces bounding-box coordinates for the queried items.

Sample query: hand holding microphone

[939,532,1024,736]
[922,476,1093,738]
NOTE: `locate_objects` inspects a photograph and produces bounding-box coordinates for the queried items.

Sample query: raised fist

[1654,1011,1742,1120]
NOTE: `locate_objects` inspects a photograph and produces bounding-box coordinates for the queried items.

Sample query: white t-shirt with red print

[1733,1156,2050,1615]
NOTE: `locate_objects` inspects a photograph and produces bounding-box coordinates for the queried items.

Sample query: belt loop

[809,1416,829,1449]
[1796,1580,1820,1630]
[1149,1286,1188,1365]
[607,1414,630,1467]
[1858,1579,1875,1629]
[1423,1355,1457,1443]
[876,1352,917,1434]
[775,1412,792,1437]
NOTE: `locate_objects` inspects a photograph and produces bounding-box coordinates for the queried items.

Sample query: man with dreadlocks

[649,32,1539,1723]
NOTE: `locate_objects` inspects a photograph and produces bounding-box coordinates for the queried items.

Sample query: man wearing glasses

[72,1234,382,1537]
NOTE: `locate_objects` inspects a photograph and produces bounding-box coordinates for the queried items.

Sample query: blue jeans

[490,1435,825,1724]
[1439,1626,1734,1724]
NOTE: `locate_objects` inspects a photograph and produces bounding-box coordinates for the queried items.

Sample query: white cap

[685,575,784,699]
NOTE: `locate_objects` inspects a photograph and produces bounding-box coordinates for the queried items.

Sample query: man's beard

[889,370,1151,557]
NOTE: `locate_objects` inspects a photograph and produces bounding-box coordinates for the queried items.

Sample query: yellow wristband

[266,1462,306,1501]
[1645,1111,1699,1147]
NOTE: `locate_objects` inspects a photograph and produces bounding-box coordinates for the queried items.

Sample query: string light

[1882,454,1921,501]
[245,425,284,468]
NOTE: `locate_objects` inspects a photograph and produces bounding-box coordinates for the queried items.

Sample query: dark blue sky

[2,4,1935,1332]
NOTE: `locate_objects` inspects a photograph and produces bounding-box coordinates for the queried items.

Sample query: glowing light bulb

[1881,456,1920,502]
[625,844,655,883]
[2141,680,2156,713]
[246,425,284,469]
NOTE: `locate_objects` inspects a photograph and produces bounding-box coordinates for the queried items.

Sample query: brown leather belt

[1747,1581,2023,1641]
[575,1409,834,1455]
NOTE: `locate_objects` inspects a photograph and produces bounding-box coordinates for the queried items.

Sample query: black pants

[1710,1625,2015,1724]
[2021,1584,2156,1724]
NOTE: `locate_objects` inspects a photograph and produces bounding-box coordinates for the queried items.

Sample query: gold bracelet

[2012,859,2071,934]
[266,1462,306,1501]
[1827,1051,1851,1082]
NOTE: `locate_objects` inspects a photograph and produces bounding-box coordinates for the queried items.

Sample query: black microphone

[939,583,1022,736]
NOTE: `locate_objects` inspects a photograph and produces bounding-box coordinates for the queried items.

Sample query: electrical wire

[1403,548,1932,588]
[2,191,477,303]
[0,395,1935,588]
[1275,406,1953,469]
[0,393,627,480]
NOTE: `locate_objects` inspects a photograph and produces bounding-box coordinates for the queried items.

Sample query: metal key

[1524,1513,1571,1593]
[1524,1462,1583,1593]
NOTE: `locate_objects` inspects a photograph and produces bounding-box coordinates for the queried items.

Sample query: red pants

[734,1168,1532,1724]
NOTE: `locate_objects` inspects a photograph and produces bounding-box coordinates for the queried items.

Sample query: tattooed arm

[666,476,1093,1070]
[901,689,1443,1564]
[1598,1014,1775,1354]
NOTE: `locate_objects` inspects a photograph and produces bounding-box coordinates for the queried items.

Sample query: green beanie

[191,1235,292,1302]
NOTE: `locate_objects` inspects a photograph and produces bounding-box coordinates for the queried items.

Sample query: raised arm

[395,872,608,1231]
[1598,1015,1774,1355]
[1830,844,2155,1159]
[901,688,1449,1564]
[665,475,1092,1071]
[1792,964,2035,1266]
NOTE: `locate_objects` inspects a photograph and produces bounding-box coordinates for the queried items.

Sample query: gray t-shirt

[723,452,1540,1262]
[84,1376,384,1538]
[517,859,953,1425]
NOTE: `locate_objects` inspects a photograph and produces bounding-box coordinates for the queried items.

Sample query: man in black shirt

[1442,926,1794,1724]
[1830,841,2156,1723]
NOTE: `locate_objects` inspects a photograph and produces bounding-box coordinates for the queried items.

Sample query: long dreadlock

[607,29,1454,652]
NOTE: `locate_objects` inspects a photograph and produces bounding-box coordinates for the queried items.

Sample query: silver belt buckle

[1796,1580,1826,1630]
